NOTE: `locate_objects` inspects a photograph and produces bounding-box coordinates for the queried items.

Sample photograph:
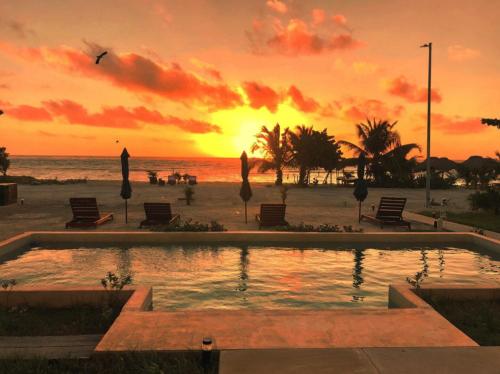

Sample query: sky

[0,0,499,159]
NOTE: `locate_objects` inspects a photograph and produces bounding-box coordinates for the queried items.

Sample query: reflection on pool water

[0,244,498,310]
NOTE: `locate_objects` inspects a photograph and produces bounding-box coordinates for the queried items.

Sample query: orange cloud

[43,100,222,133]
[387,75,442,103]
[190,58,224,81]
[447,45,480,62]
[266,0,288,14]
[4,104,52,121]
[340,98,405,122]
[242,81,281,112]
[332,14,347,26]
[428,113,484,134]
[312,9,326,25]
[268,19,362,56]
[287,85,320,112]
[248,17,363,56]
[3,100,221,133]
[0,42,243,111]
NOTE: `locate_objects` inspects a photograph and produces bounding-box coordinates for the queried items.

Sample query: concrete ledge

[1,231,498,257]
[0,286,152,309]
[414,284,500,302]
[0,232,32,260]
[121,287,153,312]
[388,285,432,309]
[389,284,500,307]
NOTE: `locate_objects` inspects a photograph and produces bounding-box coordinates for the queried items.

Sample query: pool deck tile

[220,348,378,374]
[219,347,500,374]
[96,308,476,352]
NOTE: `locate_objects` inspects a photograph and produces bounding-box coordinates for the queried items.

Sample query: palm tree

[251,124,290,185]
[288,125,342,186]
[339,119,420,186]
[288,125,315,186]
[0,147,10,177]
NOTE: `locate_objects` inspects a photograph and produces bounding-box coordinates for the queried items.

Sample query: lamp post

[421,42,432,208]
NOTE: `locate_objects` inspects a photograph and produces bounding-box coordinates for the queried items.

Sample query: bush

[152,219,226,232]
[272,223,363,232]
[0,147,10,176]
[468,189,500,215]
[414,173,456,189]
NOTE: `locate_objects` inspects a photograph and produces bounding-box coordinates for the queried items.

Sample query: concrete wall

[0,286,151,310]
[388,284,500,309]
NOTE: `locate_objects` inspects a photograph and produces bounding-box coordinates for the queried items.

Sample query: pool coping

[0,231,499,261]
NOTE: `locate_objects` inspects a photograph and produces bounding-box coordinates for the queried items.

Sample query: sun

[193,104,310,157]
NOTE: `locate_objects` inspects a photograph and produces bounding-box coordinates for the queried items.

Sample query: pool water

[0,244,498,310]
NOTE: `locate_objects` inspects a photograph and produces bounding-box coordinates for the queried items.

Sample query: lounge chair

[139,203,180,228]
[361,197,411,230]
[256,204,287,228]
[188,176,197,185]
[167,175,176,185]
[66,198,113,228]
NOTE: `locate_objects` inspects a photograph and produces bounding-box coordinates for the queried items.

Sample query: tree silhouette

[481,118,500,129]
[288,125,342,186]
[251,124,291,186]
[339,119,420,186]
[0,147,10,176]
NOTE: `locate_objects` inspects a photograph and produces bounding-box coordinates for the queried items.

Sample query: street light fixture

[420,42,432,208]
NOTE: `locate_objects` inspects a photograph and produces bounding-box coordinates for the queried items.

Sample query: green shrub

[152,219,226,232]
[272,223,363,232]
[468,189,500,215]
[0,147,10,177]
[415,173,456,189]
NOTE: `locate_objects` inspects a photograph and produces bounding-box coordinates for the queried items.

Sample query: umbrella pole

[125,199,128,224]
[358,201,361,223]
[244,202,248,224]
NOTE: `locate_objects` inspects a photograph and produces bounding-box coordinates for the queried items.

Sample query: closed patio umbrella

[353,152,368,222]
[120,148,132,223]
[239,151,252,224]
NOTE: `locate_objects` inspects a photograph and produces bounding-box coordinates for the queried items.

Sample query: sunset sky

[0,0,499,159]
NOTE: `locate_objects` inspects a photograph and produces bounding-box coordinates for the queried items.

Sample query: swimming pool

[0,243,498,309]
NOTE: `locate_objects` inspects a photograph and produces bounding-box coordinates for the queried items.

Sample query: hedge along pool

[0,243,498,310]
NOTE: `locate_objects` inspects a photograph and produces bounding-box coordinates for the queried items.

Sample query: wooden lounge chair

[256,204,287,228]
[167,175,176,185]
[139,203,180,228]
[66,198,113,228]
[361,197,411,230]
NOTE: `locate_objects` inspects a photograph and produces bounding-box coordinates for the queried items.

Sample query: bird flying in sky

[95,51,108,64]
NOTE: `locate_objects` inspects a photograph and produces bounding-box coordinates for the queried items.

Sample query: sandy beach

[0,181,475,241]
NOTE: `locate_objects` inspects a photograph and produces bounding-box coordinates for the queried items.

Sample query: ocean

[8,156,318,183]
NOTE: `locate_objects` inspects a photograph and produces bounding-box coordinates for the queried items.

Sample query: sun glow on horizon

[194,104,310,157]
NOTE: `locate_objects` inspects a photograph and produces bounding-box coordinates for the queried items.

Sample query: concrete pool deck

[95,307,476,352]
[219,347,500,374]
